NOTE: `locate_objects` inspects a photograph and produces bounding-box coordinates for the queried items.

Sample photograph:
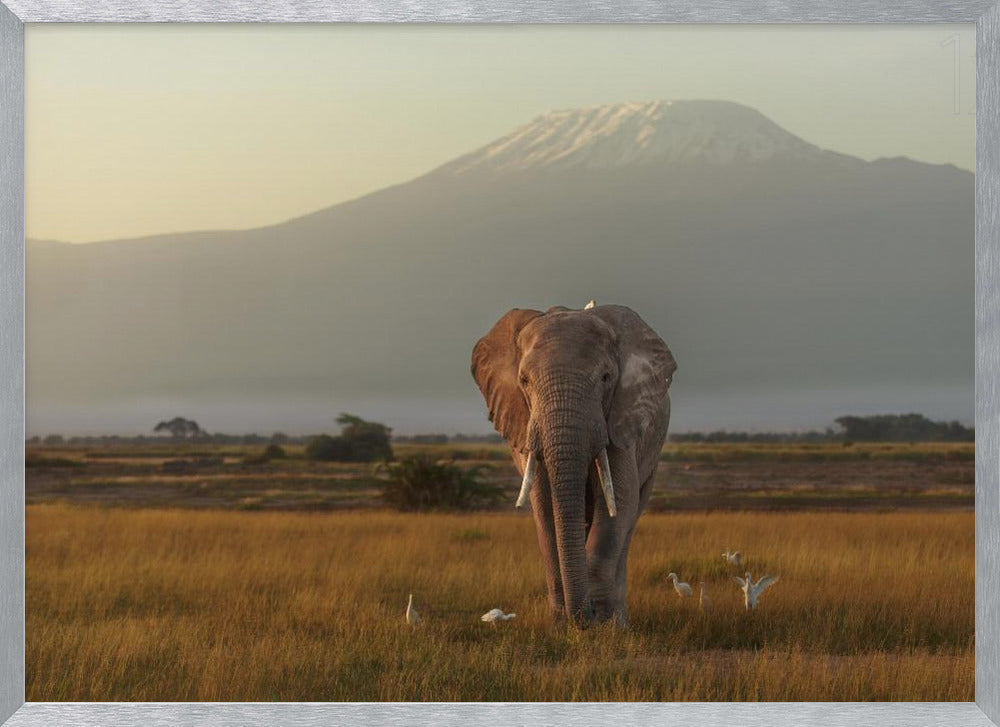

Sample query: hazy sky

[26,24,975,243]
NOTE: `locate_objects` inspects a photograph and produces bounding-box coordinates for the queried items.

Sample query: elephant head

[471,304,675,627]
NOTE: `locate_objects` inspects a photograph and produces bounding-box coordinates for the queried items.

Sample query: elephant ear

[471,308,543,452]
[589,305,677,451]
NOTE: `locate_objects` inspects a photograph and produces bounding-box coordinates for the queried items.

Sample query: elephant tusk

[516,451,537,509]
[595,449,617,517]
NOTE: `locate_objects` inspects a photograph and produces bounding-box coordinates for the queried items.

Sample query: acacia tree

[153,417,206,439]
[335,413,393,461]
[305,413,393,462]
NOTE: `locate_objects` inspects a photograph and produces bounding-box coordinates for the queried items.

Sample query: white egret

[405,593,420,625]
[584,299,597,310]
[734,572,779,610]
[481,608,516,625]
[667,572,693,598]
[722,550,742,567]
[698,582,712,613]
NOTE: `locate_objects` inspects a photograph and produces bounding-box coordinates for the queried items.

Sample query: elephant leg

[609,399,669,623]
[524,454,565,620]
[612,469,658,624]
[586,444,639,624]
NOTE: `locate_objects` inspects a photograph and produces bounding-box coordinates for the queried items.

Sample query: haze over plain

[25,27,974,436]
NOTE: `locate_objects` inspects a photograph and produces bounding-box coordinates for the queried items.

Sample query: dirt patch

[648,459,973,511]
[25,447,973,512]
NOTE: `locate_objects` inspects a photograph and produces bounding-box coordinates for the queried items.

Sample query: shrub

[335,413,392,461]
[304,414,393,462]
[305,434,350,461]
[377,455,503,512]
[25,452,81,468]
[243,443,287,465]
[262,444,286,460]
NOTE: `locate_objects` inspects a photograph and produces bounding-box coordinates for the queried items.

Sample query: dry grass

[26,504,972,701]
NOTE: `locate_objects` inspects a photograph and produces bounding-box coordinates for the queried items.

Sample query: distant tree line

[670,413,973,443]
[30,427,502,449]
[670,429,837,443]
[28,431,307,448]
[32,413,970,449]
[392,433,503,445]
[833,413,973,442]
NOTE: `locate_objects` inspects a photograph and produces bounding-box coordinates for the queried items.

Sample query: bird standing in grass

[481,608,516,626]
[406,593,420,625]
[722,550,743,567]
[698,582,712,613]
[734,572,779,610]
[667,572,693,598]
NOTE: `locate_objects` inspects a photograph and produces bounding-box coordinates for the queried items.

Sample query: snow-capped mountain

[438,100,839,174]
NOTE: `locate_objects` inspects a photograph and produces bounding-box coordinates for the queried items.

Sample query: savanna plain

[26,442,974,701]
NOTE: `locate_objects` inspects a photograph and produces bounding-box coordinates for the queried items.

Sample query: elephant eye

[519,374,529,387]
[601,372,612,383]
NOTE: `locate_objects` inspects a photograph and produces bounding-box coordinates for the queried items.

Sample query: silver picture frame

[1,2,997,725]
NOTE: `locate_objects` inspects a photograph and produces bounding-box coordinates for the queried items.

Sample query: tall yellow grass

[26,504,972,701]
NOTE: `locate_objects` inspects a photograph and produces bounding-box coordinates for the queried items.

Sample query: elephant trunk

[537,391,598,629]
[545,439,592,628]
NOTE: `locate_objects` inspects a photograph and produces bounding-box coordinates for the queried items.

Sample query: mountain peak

[438,100,831,175]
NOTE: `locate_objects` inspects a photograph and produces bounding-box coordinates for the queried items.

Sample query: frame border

[2,4,997,726]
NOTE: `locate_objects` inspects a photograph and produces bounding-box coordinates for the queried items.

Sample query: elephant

[471,303,676,628]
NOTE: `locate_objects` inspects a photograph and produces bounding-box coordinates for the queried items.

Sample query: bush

[335,413,392,461]
[377,455,503,512]
[304,414,393,462]
[262,443,286,459]
[243,443,287,465]
[25,452,81,468]
[305,434,350,461]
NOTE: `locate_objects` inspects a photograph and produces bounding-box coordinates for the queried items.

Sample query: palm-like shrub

[377,454,503,512]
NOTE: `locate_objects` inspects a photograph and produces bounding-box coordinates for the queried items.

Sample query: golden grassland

[26,504,973,701]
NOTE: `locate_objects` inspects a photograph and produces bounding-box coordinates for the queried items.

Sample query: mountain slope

[26,101,974,434]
